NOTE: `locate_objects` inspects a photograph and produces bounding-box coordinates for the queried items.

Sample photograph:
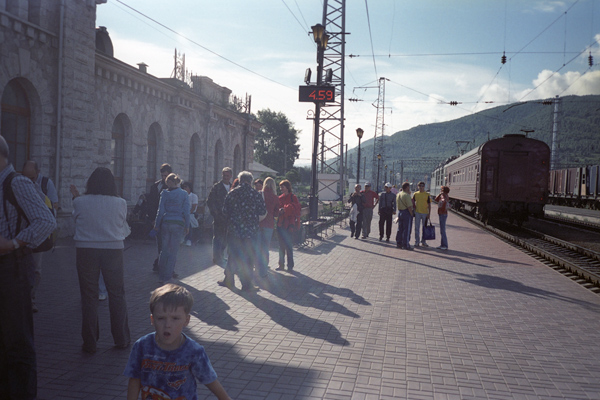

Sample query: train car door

[498,151,528,200]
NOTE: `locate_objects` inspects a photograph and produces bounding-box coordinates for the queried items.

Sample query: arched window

[233,144,242,177]
[1,80,30,170]
[189,134,201,189]
[111,117,125,196]
[147,124,159,192]
[214,139,223,183]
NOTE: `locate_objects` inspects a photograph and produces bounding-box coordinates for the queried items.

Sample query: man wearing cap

[360,182,379,239]
[378,183,396,242]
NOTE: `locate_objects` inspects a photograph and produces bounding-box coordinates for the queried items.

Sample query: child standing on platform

[124,284,230,400]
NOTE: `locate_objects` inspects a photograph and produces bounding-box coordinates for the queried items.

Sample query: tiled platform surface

[34,208,600,399]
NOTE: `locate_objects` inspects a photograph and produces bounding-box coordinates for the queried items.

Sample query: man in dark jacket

[378,182,396,242]
[207,167,232,265]
[348,184,365,239]
[147,163,172,272]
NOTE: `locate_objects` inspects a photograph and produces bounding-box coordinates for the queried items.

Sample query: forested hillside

[349,95,600,182]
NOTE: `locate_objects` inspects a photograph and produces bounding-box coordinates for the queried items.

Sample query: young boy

[124,284,230,400]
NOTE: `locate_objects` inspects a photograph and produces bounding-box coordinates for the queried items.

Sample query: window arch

[214,139,223,183]
[111,117,126,196]
[233,144,242,177]
[1,80,30,170]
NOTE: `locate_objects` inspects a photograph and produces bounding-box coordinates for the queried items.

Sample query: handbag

[422,219,436,241]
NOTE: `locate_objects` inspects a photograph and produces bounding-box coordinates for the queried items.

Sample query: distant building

[0,1,261,234]
[248,161,278,178]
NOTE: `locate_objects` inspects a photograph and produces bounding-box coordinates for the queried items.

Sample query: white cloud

[518,69,600,100]
[529,1,566,13]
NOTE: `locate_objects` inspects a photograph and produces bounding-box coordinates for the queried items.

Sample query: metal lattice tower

[316,0,346,199]
[371,77,387,190]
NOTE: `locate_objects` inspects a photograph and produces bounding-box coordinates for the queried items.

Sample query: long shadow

[177,282,239,332]
[258,270,370,319]
[233,289,350,346]
[332,239,511,269]
[458,273,600,310]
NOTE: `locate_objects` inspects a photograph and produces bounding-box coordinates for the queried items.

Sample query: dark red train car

[439,134,550,224]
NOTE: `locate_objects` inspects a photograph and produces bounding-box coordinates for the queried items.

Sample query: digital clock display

[298,86,335,103]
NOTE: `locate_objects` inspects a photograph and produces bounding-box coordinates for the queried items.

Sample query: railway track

[454,211,600,294]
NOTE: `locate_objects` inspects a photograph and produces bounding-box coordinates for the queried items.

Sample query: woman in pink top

[255,177,280,278]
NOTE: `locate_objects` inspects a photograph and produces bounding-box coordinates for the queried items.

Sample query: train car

[549,165,600,209]
[431,134,550,225]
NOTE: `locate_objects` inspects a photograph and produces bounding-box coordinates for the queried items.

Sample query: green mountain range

[346,95,600,184]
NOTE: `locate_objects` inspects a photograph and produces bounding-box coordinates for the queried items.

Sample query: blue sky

[97,0,600,164]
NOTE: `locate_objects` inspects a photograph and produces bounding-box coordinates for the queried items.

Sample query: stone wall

[1,1,260,236]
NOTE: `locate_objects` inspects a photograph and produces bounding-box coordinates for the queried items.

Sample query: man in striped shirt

[0,135,56,400]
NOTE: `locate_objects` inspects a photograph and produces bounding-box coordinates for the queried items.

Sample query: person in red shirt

[360,182,379,239]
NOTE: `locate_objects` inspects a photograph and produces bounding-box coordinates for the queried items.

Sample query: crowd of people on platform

[348,180,450,251]
[0,125,451,400]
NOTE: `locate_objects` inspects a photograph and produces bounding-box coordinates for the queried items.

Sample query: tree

[254,109,300,175]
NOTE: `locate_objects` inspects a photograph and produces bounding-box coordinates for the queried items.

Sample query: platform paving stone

[33,207,600,399]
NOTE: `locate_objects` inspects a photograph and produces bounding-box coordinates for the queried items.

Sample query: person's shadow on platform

[178,282,240,332]
[259,270,370,319]
[458,273,600,310]
[234,289,351,346]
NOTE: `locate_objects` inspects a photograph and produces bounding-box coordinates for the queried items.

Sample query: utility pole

[551,95,561,170]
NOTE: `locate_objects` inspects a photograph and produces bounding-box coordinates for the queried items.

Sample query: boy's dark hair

[150,284,194,314]
[402,182,410,190]
[160,163,173,174]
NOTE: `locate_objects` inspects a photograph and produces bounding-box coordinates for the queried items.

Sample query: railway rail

[453,210,600,294]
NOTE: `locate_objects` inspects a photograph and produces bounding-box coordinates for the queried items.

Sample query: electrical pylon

[371,77,388,191]
[314,0,346,199]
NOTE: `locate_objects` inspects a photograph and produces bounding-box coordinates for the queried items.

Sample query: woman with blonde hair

[154,173,190,284]
[255,177,280,278]
[276,180,301,271]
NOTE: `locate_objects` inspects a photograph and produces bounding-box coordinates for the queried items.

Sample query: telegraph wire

[114,0,291,89]
[509,0,580,63]
[281,0,314,45]
[363,0,379,81]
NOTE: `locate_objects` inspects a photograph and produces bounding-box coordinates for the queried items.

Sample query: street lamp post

[356,128,364,185]
[309,23,329,221]
[376,154,382,192]
[384,165,388,186]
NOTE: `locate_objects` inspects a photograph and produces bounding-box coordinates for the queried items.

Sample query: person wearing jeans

[255,178,279,278]
[435,185,450,250]
[412,181,431,247]
[154,174,190,284]
[395,182,414,250]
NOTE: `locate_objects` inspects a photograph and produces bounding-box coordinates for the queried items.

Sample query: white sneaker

[436,246,448,250]
[185,240,192,246]
[99,293,107,301]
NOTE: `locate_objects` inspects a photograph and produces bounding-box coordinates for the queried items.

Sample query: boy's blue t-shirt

[124,333,217,400]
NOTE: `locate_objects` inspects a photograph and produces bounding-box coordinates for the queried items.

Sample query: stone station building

[0,0,261,234]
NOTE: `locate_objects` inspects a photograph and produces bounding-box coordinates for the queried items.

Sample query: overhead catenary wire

[363,0,378,81]
[114,0,291,89]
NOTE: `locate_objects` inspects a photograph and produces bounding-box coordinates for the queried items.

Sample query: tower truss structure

[312,0,346,199]
[371,77,387,189]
